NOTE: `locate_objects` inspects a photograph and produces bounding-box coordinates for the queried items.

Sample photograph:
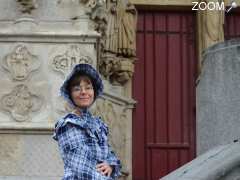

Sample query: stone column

[197,39,240,154]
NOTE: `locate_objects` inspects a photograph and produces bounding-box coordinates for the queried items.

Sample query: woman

[53,63,121,180]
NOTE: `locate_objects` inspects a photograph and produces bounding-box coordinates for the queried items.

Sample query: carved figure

[2,45,40,81]
[1,85,42,122]
[201,0,224,50]
[105,0,137,57]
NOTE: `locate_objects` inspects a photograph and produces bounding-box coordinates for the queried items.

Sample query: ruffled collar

[53,109,106,142]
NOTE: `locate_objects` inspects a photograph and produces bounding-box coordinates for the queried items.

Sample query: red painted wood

[133,11,197,180]
[132,12,146,179]
[224,8,240,40]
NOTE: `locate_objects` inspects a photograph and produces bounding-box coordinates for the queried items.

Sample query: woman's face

[70,78,94,109]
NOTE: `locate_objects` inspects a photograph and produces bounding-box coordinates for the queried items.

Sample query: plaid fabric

[53,111,121,180]
[60,63,104,106]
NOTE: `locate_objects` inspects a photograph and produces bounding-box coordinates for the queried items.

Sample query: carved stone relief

[87,0,107,30]
[55,0,137,85]
[52,45,94,76]
[57,0,105,21]
[1,45,40,81]
[92,99,128,176]
[198,0,224,73]
[1,84,42,122]
[16,0,38,14]
[95,0,137,85]
[104,0,137,57]
[100,55,134,85]
[200,0,224,50]
[80,0,97,8]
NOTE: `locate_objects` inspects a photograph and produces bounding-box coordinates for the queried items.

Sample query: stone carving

[87,0,108,33]
[16,0,38,14]
[80,0,97,8]
[198,0,225,73]
[57,0,105,21]
[104,0,137,57]
[92,99,128,176]
[100,55,134,85]
[52,45,94,76]
[56,0,136,85]
[2,45,40,81]
[201,0,224,49]
[1,84,42,122]
[96,0,137,85]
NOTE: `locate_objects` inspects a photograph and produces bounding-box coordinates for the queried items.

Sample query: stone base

[0,133,63,179]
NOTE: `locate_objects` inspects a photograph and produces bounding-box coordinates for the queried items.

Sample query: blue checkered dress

[53,111,121,180]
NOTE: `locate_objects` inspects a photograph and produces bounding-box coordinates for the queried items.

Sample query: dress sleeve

[99,119,122,179]
[105,144,122,179]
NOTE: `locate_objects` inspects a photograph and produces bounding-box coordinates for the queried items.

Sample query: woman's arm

[105,144,122,179]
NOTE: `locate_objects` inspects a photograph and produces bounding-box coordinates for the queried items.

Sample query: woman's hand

[96,162,113,177]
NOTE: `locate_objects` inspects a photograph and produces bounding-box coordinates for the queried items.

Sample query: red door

[133,10,197,180]
[224,8,240,40]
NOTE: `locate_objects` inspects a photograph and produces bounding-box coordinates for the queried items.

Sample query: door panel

[133,11,197,180]
[224,8,240,40]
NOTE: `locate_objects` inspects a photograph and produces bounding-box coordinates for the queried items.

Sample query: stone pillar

[197,39,240,154]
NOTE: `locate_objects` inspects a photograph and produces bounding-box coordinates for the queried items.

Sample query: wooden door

[133,10,197,180]
[224,8,240,40]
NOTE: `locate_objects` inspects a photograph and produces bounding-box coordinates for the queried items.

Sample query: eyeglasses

[71,85,93,93]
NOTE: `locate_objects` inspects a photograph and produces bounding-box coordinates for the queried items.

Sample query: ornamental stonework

[1,84,43,122]
[16,0,38,14]
[92,99,128,176]
[95,0,137,85]
[100,55,134,85]
[103,0,137,57]
[1,45,40,81]
[52,45,94,76]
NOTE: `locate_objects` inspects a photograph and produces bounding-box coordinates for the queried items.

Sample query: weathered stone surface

[197,39,240,154]
[0,133,63,179]
[161,142,240,180]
